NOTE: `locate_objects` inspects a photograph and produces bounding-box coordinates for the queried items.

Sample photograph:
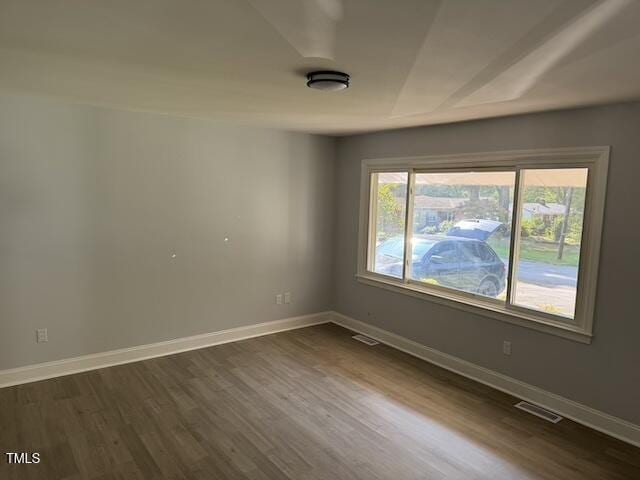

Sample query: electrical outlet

[37,328,48,343]
[284,292,291,304]
[503,340,512,356]
[275,294,283,305]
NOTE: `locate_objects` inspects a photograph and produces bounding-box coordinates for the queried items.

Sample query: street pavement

[501,258,578,316]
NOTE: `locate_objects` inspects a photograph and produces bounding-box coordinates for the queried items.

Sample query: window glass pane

[512,168,588,319]
[409,171,515,299]
[370,172,408,278]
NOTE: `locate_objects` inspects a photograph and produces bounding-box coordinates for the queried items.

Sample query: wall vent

[352,334,379,346]
[515,401,563,423]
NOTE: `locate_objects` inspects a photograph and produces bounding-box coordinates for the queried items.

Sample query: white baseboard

[0,312,331,388]
[330,311,640,448]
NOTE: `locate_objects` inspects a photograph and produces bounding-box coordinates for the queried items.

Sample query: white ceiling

[1,0,639,135]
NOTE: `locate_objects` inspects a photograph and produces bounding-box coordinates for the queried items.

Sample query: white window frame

[357,147,609,343]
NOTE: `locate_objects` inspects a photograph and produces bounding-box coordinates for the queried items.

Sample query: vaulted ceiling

[1,0,639,134]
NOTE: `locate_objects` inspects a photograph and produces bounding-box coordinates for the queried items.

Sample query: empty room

[1,1,640,479]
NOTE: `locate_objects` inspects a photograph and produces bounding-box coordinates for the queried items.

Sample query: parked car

[375,234,506,297]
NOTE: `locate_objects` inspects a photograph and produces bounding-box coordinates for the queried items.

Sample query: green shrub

[521,218,546,237]
[438,219,455,234]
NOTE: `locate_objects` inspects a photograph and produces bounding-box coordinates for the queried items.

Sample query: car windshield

[412,238,438,259]
[377,237,437,260]
[376,238,404,259]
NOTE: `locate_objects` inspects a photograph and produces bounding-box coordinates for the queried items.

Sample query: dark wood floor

[1,324,639,480]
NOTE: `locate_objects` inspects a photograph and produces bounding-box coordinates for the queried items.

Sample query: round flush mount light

[306,71,350,91]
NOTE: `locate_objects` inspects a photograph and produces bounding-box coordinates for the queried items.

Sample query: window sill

[355,273,592,344]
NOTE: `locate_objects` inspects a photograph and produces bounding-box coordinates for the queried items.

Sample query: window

[357,148,609,343]
[369,172,408,279]
[408,171,515,300]
[511,168,588,319]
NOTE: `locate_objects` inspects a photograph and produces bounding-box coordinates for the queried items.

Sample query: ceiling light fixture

[306,71,350,91]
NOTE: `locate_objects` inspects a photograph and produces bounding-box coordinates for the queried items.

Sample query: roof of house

[523,202,567,216]
[412,196,467,210]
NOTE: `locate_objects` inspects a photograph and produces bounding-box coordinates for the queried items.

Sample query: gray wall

[334,102,640,425]
[0,94,335,370]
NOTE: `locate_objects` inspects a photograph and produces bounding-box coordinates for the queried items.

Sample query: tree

[376,184,404,239]
[468,186,480,202]
[557,187,573,260]
[497,186,511,222]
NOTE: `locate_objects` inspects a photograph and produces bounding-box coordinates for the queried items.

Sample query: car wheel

[478,278,499,297]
